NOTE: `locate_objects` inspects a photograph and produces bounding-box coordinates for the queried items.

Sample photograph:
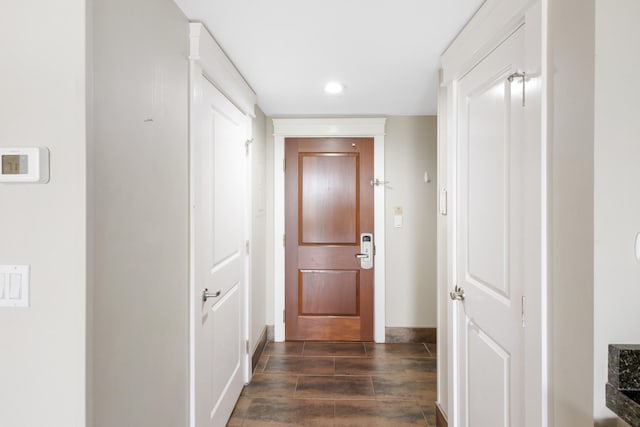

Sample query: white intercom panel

[358,233,374,270]
[0,147,50,183]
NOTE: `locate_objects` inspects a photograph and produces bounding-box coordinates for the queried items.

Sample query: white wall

[547,0,596,424]
[0,1,88,426]
[593,1,640,425]
[92,0,190,425]
[385,116,438,327]
[250,107,268,349]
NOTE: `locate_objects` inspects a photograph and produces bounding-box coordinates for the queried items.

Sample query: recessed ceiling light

[324,81,344,94]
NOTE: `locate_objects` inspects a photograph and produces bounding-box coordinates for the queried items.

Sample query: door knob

[450,285,465,301]
[202,288,221,302]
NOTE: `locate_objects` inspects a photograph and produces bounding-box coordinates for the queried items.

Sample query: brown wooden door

[285,137,374,341]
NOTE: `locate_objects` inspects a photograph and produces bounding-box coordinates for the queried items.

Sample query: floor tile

[334,399,428,426]
[401,357,437,377]
[335,356,436,376]
[303,342,367,357]
[242,398,335,427]
[228,396,251,425]
[253,354,268,373]
[421,401,437,427]
[242,373,298,398]
[233,342,438,426]
[264,341,304,356]
[365,343,430,358]
[296,375,375,399]
[265,355,335,375]
[372,375,437,403]
[335,357,404,375]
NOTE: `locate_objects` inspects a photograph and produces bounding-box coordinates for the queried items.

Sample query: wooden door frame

[188,23,257,427]
[439,1,546,426]
[273,118,387,343]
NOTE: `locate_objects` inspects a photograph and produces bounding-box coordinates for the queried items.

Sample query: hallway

[228,341,438,426]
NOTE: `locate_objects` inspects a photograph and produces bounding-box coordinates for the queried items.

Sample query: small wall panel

[299,270,359,316]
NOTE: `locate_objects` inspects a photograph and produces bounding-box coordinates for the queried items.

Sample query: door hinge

[245,138,253,155]
[283,234,286,247]
[245,240,250,255]
[507,71,526,107]
[521,296,526,328]
[439,188,448,216]
[245,340,250,354]
[283,310,286,323]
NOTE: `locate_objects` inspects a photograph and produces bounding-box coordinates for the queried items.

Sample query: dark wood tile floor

[228,341,437,426]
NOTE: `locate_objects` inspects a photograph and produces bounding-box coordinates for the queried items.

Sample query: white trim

[243,113,252,385]
[189,23,256,117]
[188,57,199,427]
[446,80,460,426]
[539,0,549,424]
[272,118,387,343]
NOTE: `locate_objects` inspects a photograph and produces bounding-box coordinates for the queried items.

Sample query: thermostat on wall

[0,147,49,183]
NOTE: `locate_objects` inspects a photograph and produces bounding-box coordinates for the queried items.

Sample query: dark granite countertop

[607,344,640,426]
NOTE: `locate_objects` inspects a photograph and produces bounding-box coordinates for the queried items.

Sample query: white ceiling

[174,0,484,116]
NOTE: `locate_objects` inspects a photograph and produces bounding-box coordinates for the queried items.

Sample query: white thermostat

[0,147,49,183]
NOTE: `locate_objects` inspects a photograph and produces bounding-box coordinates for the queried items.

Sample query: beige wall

[385,116,438,327]
[92,0,190,425]
[593,1,640,425]
[0,1,88,426]
[547,0,596,424]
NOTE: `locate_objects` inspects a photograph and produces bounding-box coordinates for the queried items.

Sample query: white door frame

[272,118,387,343]
[188,23,257,426]
[440,0,547,425]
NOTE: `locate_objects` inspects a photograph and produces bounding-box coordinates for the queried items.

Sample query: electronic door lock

[356,233,373,269]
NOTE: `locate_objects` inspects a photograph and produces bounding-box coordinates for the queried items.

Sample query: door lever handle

[202,288,221,302]
[449,285,465,301]
[355,253,369,259]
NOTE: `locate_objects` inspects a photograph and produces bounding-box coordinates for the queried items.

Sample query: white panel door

[192,72,247,427]
[453,24,538,427]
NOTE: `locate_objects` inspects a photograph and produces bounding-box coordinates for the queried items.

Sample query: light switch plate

[0,265,30,307]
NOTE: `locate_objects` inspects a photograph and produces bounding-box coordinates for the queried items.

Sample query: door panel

[467,323,510,427]
[285,138,374,341]
[467,81,508,297]
[300,154,358,244]
[193,72,246,427]
[299,270,359,316]
[209,286,241,411]
[454,26,529,427]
